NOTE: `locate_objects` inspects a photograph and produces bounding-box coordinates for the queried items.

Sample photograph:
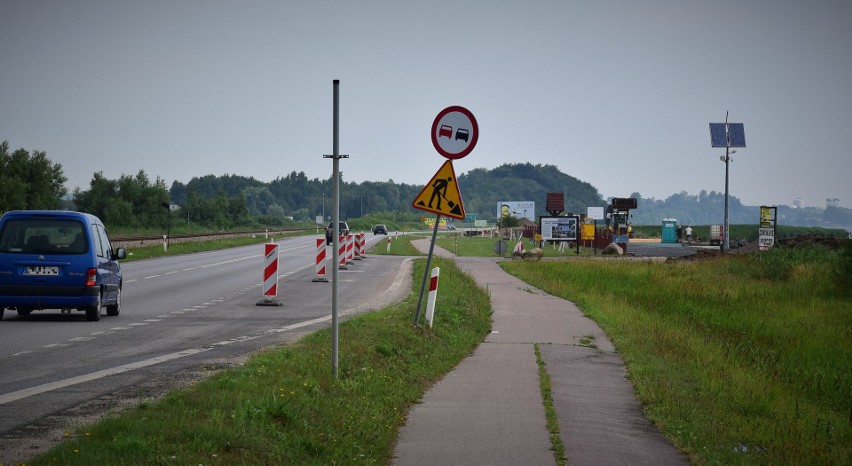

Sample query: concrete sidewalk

[392,240,688,465]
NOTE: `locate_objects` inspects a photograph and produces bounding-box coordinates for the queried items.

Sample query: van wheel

[106,287,121,316]
[17,308,33,316]
[86,293,102,321]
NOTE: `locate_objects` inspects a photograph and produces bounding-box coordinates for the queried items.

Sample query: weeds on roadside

[503,245,851,465]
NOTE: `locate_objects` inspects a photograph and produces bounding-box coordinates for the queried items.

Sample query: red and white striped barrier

[359,233,366,258]
[312,238,328,282]
[257,243,282,306]
[425,267,440,328]
[338,235,348,269]
[345,234,354,264]
[354,233,363,260]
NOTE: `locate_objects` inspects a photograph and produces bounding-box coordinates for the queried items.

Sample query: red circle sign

[431,106,478,160]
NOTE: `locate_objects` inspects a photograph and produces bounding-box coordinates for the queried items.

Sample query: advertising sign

[760,206,773,227]
[497,201,535,221]
[587,206,605,220]
[540,216,578,242]
[759,227,775,250]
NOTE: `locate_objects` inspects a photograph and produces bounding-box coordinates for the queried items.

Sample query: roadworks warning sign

[412,160,465,219]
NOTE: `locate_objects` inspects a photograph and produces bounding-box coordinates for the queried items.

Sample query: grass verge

[122,232,312,262]
[503,244,851,465]
[535,343,567,465]
[368,234,425,256]
[28,256,491,465]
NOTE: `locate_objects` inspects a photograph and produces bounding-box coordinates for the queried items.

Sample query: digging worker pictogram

[429,176,453,210]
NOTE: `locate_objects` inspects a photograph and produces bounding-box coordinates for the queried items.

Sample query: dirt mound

[776,234,848,249]
[668,235,848,263]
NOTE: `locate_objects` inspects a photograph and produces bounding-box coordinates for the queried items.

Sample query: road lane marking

[1,255,402,403]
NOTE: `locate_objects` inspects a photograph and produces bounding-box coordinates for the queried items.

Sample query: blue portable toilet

[661,218,678,243]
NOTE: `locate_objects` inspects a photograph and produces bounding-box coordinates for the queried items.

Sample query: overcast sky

[2,0,850,209]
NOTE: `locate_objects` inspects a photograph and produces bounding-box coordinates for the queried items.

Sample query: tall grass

[503,244,851,465]
[28,257,491,465]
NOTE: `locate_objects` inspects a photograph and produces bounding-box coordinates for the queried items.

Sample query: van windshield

[0,219,88,254]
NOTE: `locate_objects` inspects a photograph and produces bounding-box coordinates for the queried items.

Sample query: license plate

[24,266,59,276]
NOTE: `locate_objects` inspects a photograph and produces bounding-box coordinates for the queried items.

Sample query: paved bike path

[393,241,687,465]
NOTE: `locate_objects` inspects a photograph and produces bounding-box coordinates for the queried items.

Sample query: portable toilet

[661,218,678,243]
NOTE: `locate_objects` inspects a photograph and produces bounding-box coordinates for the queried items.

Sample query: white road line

[0,315,334,405]
[0,347,213,405]
[0,254,402,403]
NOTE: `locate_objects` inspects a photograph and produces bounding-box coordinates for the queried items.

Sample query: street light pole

[723,145,730,253]
[323,80,348,380]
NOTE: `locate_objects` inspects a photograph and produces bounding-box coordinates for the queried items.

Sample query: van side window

[96,225,113,258]
[90,226,105,257]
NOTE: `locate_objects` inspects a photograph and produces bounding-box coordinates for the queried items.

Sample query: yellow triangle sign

[412,160,466,220]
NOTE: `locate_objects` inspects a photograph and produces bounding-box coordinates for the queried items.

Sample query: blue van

[0,211,126,321]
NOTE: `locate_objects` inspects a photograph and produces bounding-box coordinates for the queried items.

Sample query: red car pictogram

[439,124,453,138]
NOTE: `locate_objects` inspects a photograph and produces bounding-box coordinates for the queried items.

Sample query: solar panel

[709,123,727,147]
[727,123,746,147]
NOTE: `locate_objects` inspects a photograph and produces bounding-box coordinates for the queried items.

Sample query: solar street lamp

[709,113,746,253]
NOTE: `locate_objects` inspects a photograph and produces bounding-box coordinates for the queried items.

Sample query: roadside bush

[837,239,852,294]
[729,244,839,281]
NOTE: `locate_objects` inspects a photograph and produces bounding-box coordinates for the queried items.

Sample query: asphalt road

[0,233,408,462]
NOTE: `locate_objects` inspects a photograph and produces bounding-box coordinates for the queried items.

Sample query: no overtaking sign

[431,106,478,160]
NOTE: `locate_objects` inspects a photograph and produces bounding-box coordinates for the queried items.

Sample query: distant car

[373,224,388,235]
[446,224,456,230]
[325,221,350,245]
[0,210,127,321]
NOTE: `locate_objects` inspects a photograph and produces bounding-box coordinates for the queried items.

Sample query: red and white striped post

[257,243,282,306]
[345,234,354,264]
[425,267,440,328]
[359,233,367,258]
[312,238,328,282]
[338,235,348,269]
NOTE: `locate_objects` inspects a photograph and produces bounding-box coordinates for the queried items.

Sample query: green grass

[121,231,312,261]
[535,344,567,466]
[502,244,851,465]
[368,233,425,256]
[29,257,492,465]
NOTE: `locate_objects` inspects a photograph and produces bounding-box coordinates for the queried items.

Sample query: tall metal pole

[723,146,730,253]
[723,111,730,253]
[324,80,348,380]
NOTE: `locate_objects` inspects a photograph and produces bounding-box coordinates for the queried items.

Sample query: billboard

[540,216,579,241]
[497,201,535,221]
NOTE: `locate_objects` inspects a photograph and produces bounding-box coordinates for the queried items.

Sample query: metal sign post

[323,80,348,380]
[413,214,441,326]
[410,105,478,327]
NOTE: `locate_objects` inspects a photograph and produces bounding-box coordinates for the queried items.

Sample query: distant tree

[497,215,520,228]
[73,170,168,228]
[0,141,67,212]
[266,203,285,217]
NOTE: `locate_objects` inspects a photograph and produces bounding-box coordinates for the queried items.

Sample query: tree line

[3,141,850,231]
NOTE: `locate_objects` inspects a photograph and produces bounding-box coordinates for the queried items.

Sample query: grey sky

[2,0,850,208]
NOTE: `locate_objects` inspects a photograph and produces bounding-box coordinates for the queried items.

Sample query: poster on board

[540,216,578,241]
